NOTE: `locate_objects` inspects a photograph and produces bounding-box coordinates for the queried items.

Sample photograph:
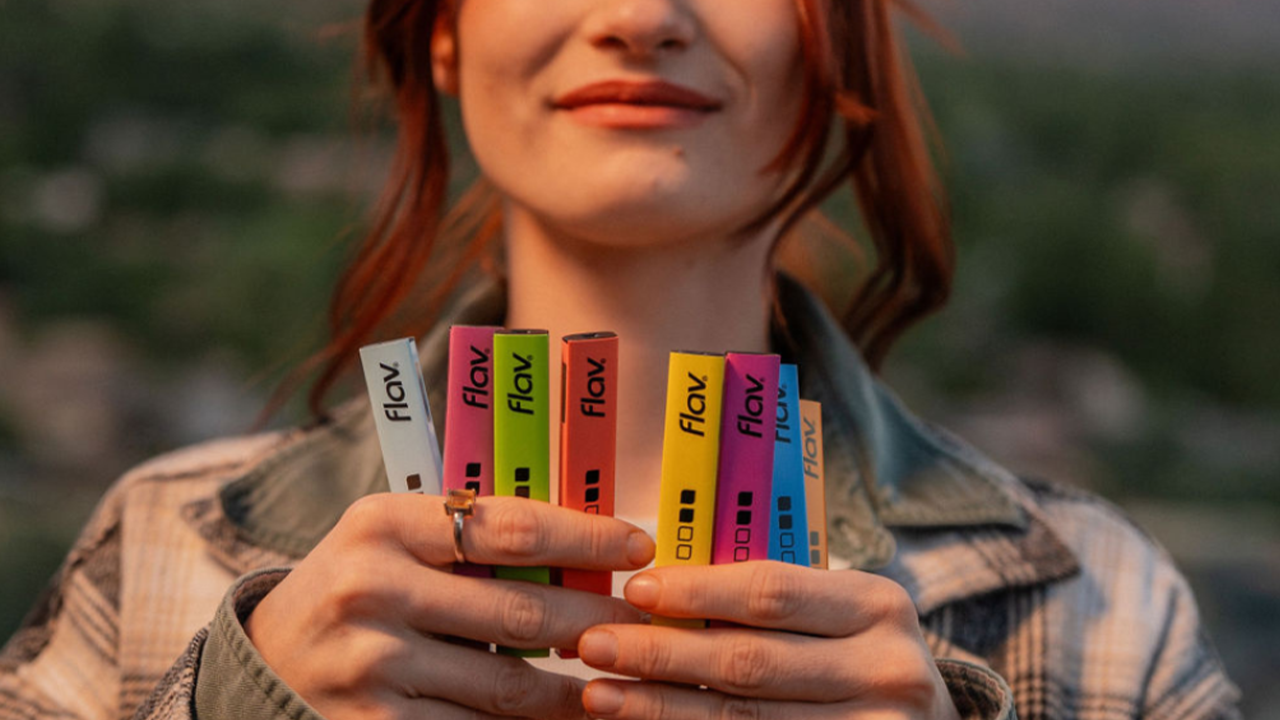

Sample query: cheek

[454,0,570,72]
[697,0,806,164]
[758,30,805,116]
[453,2,573,145]
[749,18,805,126]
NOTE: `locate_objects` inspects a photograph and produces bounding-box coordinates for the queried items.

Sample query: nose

[584,0,697,59]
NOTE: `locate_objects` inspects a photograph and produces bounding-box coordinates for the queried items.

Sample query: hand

[243,493,655,720]
[577,562,961,720]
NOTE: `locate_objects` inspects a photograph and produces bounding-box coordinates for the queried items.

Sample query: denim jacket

[0,276,1240,720]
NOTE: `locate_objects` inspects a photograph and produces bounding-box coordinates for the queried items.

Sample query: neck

[503,205,775,519]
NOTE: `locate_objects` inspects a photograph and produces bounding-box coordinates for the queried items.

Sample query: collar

[188,274,1077,611]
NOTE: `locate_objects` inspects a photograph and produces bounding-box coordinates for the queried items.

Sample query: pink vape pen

[710,352,780,565]
[444,326,499,497]
[443,325,500,586]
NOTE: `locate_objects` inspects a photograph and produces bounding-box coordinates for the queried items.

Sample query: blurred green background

[1,0,1276,714]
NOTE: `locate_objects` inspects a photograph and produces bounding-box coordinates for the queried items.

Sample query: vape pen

[655,351,725,628]
[493,330,552,585]
[359,338,443,496]
[493,329,551,657]
[711,353,779,565]
[444,326,499,498]
[558,332,618,598]
[556,332,617,658]
[799,400,828,569]
[444,326,499,583]
[769,364,810,566]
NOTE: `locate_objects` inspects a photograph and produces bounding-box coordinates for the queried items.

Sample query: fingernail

[624,574,659,609]
[584,681,625,716]
[578,629,618,667]
[626,530,655,567]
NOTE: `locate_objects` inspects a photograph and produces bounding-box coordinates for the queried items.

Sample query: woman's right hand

[244,492,655,720]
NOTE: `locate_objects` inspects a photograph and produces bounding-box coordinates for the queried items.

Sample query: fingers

[406,571,644,649]
[577,626,859,702]
[583,681,853,720]
[280,625,576,720]
[401,691,537,717]
[621,562,918,637]
[401,637,589,720]
[341,493,654,570]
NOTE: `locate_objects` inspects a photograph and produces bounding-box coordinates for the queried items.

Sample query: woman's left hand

[577,561,961,720]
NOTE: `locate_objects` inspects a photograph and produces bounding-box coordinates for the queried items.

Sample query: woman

[0,0,1240,719]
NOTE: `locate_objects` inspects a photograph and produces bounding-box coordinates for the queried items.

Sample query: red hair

[298,0,953,419]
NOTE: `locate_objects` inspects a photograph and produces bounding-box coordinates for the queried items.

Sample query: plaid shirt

[0,277,1240,720]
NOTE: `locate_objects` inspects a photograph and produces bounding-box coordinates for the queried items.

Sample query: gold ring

[443,488,477,564]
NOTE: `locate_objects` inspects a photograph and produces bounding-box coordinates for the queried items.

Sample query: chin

[532,181,767,250]
[491,148,775,249]
[558,203,723,249]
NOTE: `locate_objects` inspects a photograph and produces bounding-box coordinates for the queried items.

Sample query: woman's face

[436,0,805,248]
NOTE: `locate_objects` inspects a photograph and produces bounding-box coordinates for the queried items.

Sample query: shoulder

[59,431,291,551]
[1008,475,1198,640]
[60,431,292,551]
[935,475,1241,720]
[0,428,314,716]
[970,473,1192,635]
[0,429,288,668]
[1016,475,1177,576]
[36,426,301,614]
[40,427,297,597]
[119,430,295,486]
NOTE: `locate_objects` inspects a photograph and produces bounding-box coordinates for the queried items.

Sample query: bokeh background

[1,0,1277,714]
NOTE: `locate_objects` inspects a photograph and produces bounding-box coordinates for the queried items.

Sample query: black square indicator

[737,491,753,507]
[680,489,696,505]
[679,508,694,523]
[515,486,531,498]
[585,488,600,503]
[406,474,422,491]
[585,469,600,485]
[466,462,482,478]
[515,467,530,483]
[466,481,481,493]
[736,510,752,525]
[779,515,793,530]
[777,497,792,512]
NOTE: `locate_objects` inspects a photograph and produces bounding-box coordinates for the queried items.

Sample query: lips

[553,80,722,112]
